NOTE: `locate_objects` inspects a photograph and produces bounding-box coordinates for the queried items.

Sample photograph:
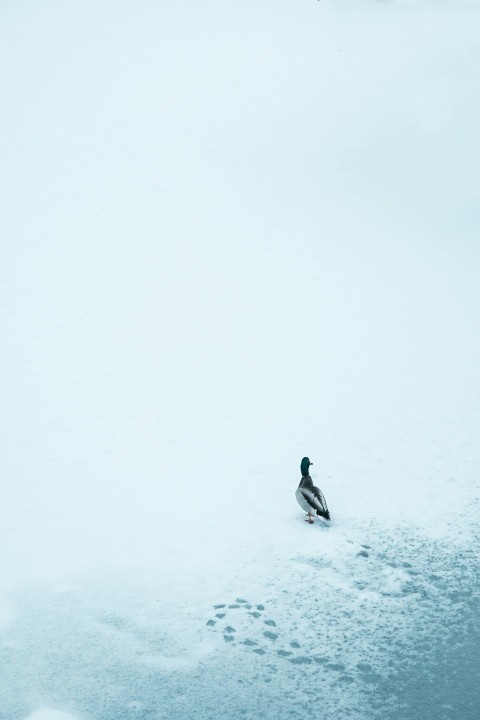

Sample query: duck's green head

[300,457,312,477]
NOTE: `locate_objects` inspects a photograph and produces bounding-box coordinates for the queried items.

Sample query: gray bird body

[296,475,329,518]
[296,457,330,521]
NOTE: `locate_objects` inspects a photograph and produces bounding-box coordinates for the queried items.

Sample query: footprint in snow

[206,599,341,671]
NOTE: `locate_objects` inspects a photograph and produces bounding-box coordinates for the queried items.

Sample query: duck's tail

[314,488,330,520]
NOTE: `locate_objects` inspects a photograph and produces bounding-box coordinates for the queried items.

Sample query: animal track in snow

[205,598,340,672]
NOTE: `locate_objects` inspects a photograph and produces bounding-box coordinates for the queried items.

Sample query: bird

[295,457,330,524]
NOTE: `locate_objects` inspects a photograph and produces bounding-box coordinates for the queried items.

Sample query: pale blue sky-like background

[1,0,479,580]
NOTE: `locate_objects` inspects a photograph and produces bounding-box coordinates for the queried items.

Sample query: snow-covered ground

[1,1,480,718]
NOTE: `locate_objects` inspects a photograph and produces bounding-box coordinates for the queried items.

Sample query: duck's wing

[312,485,330,519]
[297,486,327,516]
[298,485,330,519]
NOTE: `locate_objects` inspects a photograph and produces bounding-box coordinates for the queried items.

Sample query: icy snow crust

[2,518,480,720]
[1,0,480,718]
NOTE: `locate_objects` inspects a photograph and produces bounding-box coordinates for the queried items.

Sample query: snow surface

[1,1,480,719]
[25,713,79,720]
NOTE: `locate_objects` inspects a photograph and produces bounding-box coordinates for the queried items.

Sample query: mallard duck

[295,457,330,523]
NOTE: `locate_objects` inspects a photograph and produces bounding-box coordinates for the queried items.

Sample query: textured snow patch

[25,711,81,720]
[0,597,14,630]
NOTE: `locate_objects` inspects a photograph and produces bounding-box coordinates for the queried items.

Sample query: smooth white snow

[1,1,480,719]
